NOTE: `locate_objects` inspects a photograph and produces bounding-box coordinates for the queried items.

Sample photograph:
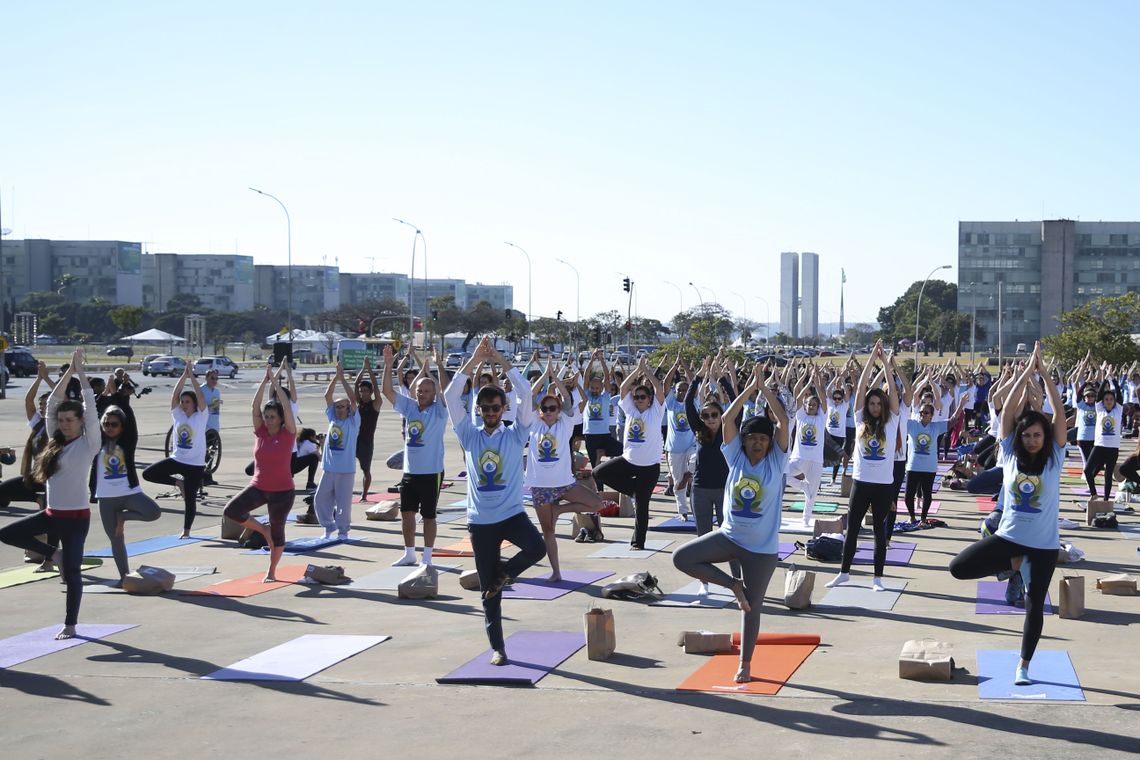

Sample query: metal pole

[914,264,951,371]
[663,280,684,315]
[249,188,292,344]
[688,282,704,310]
[556,258,579,351]
[393,219,421,348]
[969,281,976,365]
[997,281,1004,368]
[505,242,533,345]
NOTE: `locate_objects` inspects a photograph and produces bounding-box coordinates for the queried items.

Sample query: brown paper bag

[1096,573,1137,595]
[783,565,815,609]
[397,564,439,599]
[584,607,616,661]
[458,569,481,591]
[618,493,635,518]
[304,564,351,585]
[1086,498,1113,526]
[1058,575,1084,619]
[840,475,852,498]
[813,515,847,537]
[898,638,954,681]
[365,503,400,521]
[221,517,243,540]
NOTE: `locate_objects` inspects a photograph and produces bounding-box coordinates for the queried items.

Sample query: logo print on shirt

[535,432,559,462]
[328,423,345,451]
[406,419,425,447]
[674,410,689,431]
[476,449,505,492]
[800,424,818,447]
[731,475,765,517]
[1008,473,1043,514]
[915,432,932,455]
[103,446,128,480]
[1102,416,1116,435]
[587,400,603,421]
[861,430,886,461]
[627,418,646,444]
[176,423,194,450]
[828,410,840,428]
[1082,409,1096,427]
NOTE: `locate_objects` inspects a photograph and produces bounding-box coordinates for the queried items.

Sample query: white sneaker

[391,554,418,567]
[872,577,886,592]
[825,572,850,588]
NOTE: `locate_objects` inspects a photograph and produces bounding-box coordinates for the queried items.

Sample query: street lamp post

[662,280,684,315]
[505,242,533,346]
[249,188,292,345]
[688,282,705,310]
[555,258,580,352]
[393,219,424,348]
[969,281,977,365]
[914,264,952,371]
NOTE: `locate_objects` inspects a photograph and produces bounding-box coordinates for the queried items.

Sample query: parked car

[4,348,39,378]
[34,334,58,345]
[146,356,187,377]
[193,356,239,378]
[752,353,789,367]
[140,354,161,375]
[445,353,468,370]
[106,345,135,357]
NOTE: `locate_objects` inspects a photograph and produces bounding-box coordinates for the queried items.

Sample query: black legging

[949,535,1058,661]
[904,470,937,521]
[1076,439,1094,466]
[593,457,660,548]
[842,480,894,577]
[1083,445,1119,500]
[469,512,546,652]
[0,511,89,625]
[584,433,622,467]
[1119,454,1140,487]
[885,460,906,542]
[141,458,204,532]
[0,476,43,510]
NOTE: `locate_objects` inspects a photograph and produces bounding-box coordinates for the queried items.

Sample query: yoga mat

[0,558,103,590]
[362,492,400,502]
[86,534,208,558]
[977,650,1085,701]
[442,496,473,509]
[975,581,1055,615]
[84,566,217,594]
[345,564,461,591]
[589,539,672,559]
[182,565,307,597]
[437,630,584,686]
[852,541,915,566]
[652,517,697,532]
[433,537,512,558]
[1069,487,1091,497]
[975,496,998,512]
[0,624,138,669]
[652,484,667,494]
[651,580,736,608]
[421,511,465,525]
[676,633,820,695]
[779,517,815,535]
[502,569,614,600]
[778,542,798,561]
[203,634,389,681]
[788,502,838,513]
[817,580,907,610]
[897,500,940,514]
[243,535,342,556]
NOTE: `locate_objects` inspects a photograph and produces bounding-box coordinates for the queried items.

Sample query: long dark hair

[1011,410,1055,475]
[694,400,724,445]
[859,388,891,440]
[100,406,128,451]
[32,400,85,484]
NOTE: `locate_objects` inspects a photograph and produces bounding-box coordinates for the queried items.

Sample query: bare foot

[546,574,562,584]
[179,530,191,539]
[55,625,77,640]
[731,579,751,613]
[358,493,371,503]
[34,561,56,574]
[115,515,125,537]
[734,660,752,683]
[263,573,278,583]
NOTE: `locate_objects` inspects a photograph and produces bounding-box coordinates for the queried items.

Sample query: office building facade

[958,220,1140,351]
[143,253,255,312]
[0,239,144,309]
[800,252,819,339]
[780,252,799,339]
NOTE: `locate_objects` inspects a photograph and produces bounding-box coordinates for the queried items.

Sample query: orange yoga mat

[362,492,400,503]
[182,564,307,597]
[677,633,820,695]
[433,538,511,558]
[975,496,999,513]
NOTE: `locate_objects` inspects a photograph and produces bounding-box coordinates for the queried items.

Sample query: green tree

[531,317,568,348]
[877,280,957,343]
[428,295,464,336]
[843,322,877,347]
[1042,293,1140,367]
[110,305,146,337]
[458,300,506,351]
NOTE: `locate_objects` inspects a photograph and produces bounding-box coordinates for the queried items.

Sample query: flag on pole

[841,268,847,283]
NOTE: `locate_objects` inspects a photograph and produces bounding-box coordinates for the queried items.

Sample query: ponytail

[32,431,68,485]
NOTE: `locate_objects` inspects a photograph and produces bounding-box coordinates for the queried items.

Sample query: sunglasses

[540,405,560,413]
[479,404,503,413]
[102,420,122,428]
[700,411,721,420]
[632,394,649,401]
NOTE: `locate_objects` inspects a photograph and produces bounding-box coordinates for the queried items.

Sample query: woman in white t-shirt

[826,341,901,592]
[142,363,208,538]
[1083,379,1123,501]
[592,356,666,550]
[786,366,827,525]
[526,363,602,581]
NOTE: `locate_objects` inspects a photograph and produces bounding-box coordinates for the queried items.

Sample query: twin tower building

[779,251,820,341]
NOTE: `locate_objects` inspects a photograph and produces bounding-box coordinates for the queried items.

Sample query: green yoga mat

[788,502,838,513]
[0,558,103,590]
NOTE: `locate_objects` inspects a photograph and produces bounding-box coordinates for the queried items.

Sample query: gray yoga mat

[650,580,736,608]
[345,564,461,590]
[588,539,672,559]
[83,566,218,594]
[817,580,907,610]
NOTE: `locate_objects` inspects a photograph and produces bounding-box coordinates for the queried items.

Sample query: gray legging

[673,531,778,663]
[98,493,162,578]
[691,486,725,535]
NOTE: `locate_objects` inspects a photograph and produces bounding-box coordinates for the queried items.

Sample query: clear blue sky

[4,2,1139,328]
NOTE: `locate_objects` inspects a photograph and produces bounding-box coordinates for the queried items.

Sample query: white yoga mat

[202,634,390,681]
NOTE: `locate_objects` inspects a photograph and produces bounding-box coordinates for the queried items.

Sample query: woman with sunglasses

[444,337,544,666]
[674,364,789,683]
[0,350,99,639]
[826,340,901,592]
[525,361,602,582]
[95,405,161,583]
[903,374,942,523]
[593,355,667,550]
[825,374,850,485]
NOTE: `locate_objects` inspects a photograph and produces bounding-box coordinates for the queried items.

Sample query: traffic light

[624,320,631,330]
[593,326,602,343]
[622,277,631,293]
[431,309,439,320]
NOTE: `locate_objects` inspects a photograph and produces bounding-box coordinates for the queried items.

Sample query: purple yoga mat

[436,630,585,685]
[502,570,614,600]
[1069,487,1091,497]
[0,624,138,668]
[975,581,1054,615]
[652,517,697,532]
[778,542,797,561]
[852,541,915,566]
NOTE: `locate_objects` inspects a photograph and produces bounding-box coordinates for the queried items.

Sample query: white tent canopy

[265,329,347,348]
[120,328,186,343]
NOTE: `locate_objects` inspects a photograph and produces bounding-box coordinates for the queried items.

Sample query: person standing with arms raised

[142,362,208,538]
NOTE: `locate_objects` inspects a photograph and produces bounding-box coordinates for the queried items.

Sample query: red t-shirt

[251,425,295,492]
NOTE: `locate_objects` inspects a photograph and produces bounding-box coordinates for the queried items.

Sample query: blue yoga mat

[243,535,343,555]
[86,534,208,558]
[977,650,1085,701]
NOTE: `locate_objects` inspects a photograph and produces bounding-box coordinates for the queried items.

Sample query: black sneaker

[574,528,588,543]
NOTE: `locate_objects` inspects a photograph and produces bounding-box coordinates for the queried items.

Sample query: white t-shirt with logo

[619,395,665,467]
[852,409,901,485]
[171,408,209,467]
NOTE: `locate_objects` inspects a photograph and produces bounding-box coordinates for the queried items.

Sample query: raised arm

[269,370,297,434]
[25,361,53,421]
[252,367,271,429]
[378,349,398,406]
[853,340,882,413]
[1001,359,1037,439]
[721,369,758,447]
[185,364,207,411]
